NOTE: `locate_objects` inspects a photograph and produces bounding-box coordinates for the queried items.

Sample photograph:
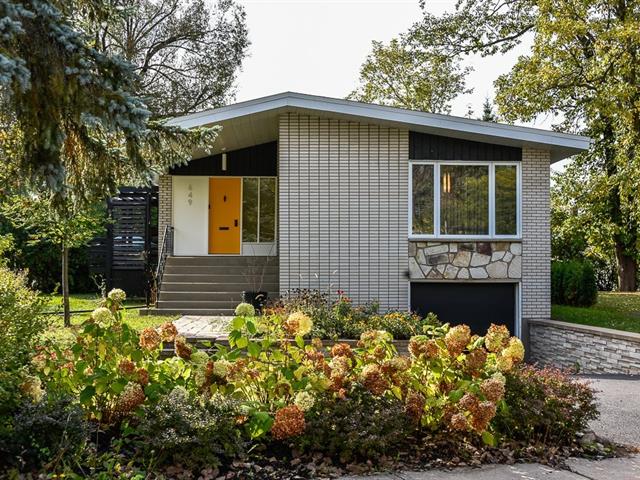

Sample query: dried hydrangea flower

[359,330,391,348]
[311,338,324,350]
[330,342,354,359]
[360,364,389,396]
[160,322,178,342]
[459,393,480,412]
[294,391,315,411]
[484,324,510,352]
[465,348,488,373]
[408,335,439,360]
[271,405,306,440]
[118,359,136,376]
[136,367,149,386]
[107,288,126,304]
[405,391,426,423]
[234,302,255,317]
[470,401,497,433]
[212,359,231,379]
[174,336,192,360]
[286,311,313,336]
[503,337,525,363]
[139,327,161,351]
[20,375,44,403]
[496,353,514,372]
[445,325,471,357]
[450,412,469,431]
[480,377,505,402]
[115,382,146,415]
[91,307,115,326]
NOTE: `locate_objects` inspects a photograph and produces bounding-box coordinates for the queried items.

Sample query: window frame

[408,160,521,240]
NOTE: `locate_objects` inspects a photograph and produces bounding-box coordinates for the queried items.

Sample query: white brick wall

[521,148,551,344]
[279,113,409,310]
[158,174,173,256]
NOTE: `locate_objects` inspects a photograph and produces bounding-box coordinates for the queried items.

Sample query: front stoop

[147,255,279,316]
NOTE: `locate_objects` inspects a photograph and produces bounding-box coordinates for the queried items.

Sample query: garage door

[410,282,516,335]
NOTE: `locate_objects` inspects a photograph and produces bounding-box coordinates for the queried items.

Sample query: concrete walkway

[173,315,230,339]
[339,455,640,480]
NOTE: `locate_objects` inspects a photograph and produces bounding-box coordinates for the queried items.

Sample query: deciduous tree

[349,33,471,114]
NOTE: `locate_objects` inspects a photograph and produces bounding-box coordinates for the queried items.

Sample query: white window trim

[408,160,521,240]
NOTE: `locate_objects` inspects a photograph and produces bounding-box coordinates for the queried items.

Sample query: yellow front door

[208,178,241,254]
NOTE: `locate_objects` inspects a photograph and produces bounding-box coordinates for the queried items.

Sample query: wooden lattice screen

[89,186,158,298]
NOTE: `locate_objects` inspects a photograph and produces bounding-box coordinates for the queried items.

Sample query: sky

[233,0,567,171]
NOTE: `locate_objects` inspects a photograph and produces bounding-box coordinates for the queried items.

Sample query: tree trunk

[615,241,637,291]
[62,244,71,327]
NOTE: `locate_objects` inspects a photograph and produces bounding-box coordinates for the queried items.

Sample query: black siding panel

[410,132,521,161]
[170,141,277,176]
[410,282,516,335]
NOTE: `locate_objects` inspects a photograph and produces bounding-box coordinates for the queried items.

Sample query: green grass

[551,292,640,334]
[42,293,177,346]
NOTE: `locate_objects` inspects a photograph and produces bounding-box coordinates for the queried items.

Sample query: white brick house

[153,92,590,345]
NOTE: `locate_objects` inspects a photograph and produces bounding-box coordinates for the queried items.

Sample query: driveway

[584,375,640,446]
[341,376,640,480]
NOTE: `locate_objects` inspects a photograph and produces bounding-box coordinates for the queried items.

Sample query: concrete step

[160,282,279,293]
[157,300,241,309]
[166,256,278,267]
[164,265,279,275]
[159,291,278,302]
[162,273,279,284]
[140,308,236,316]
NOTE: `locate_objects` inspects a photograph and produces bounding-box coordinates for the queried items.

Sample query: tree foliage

[94,0,249,117]
[349,33,471,113]
[0,0,219,207]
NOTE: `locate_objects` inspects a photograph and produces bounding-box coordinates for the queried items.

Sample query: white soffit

[168,92,591,163]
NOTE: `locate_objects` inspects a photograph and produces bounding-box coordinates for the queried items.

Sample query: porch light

[222,152,228,171]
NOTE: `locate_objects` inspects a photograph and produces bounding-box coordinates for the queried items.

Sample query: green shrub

[295,388,413,463]
[551,261,597,307]
[271,289,439,339]
[493,365,598,444]
[135,387,244,470]
[0,266,48,412]
[0,395,89,471]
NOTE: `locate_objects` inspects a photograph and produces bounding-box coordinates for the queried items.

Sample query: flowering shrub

[219,302,527,447]
[33,289,202,424]
[493,365,598,444]
[269,289,439,339]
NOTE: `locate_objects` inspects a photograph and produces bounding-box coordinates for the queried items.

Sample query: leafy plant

[493,365,598,444]
[0,395,89,472]
[135,387,244,470]
[296,387,413,463]
[0,266,48,413]
[35,289,197,424]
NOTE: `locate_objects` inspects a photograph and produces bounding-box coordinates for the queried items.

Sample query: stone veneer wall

[158,174,173,257]
[529,319,640,375]
[408,241,522,280]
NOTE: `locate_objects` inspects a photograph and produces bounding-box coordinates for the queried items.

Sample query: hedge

[551,260,597,307]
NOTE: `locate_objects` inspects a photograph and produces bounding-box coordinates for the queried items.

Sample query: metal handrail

[155,225,174,298]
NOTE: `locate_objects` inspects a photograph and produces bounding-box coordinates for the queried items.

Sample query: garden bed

[0,285,616,478]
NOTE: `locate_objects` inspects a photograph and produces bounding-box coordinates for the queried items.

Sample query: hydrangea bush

[18,289,598,475]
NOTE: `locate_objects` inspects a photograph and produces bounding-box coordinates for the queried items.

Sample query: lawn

[42,293,176,345]
[551,291,640,334]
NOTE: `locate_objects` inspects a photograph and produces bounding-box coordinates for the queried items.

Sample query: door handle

[234,219,238,227]
[219,226,229,231]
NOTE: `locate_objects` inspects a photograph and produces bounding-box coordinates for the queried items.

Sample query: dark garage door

[410,282,516,335]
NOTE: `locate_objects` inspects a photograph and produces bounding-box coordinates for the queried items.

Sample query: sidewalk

[339,455,640,480]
